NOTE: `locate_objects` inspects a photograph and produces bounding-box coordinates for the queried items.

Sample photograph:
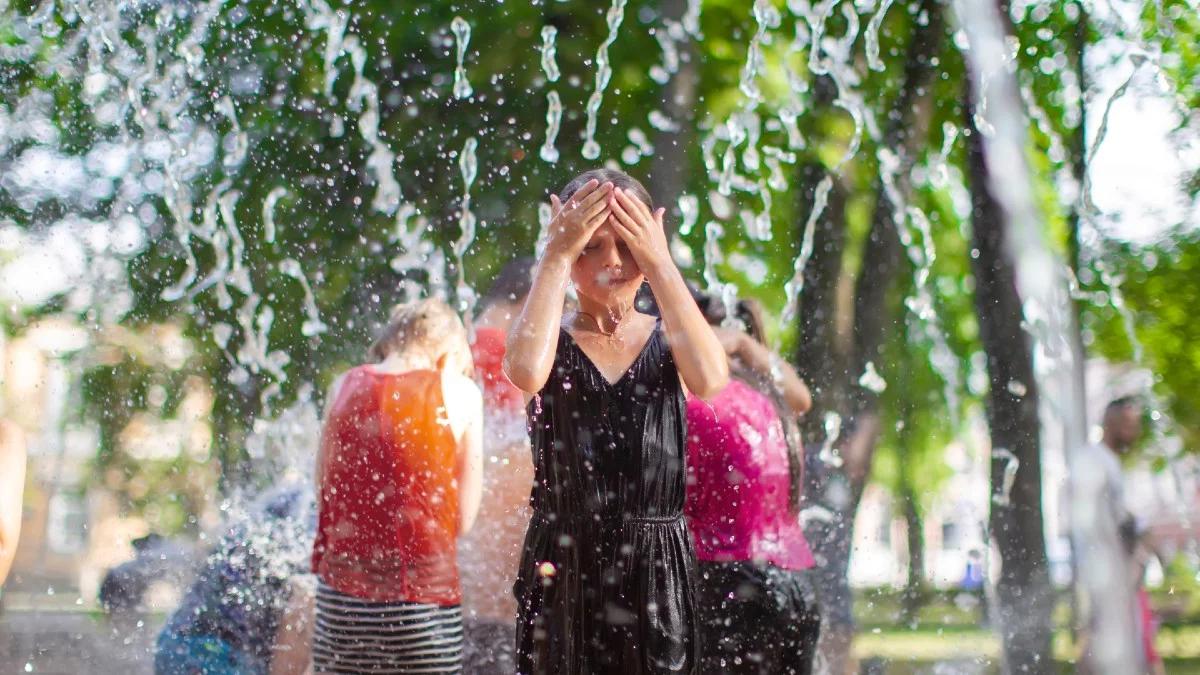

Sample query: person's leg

[464,619,517,674]
[270,575,315,675]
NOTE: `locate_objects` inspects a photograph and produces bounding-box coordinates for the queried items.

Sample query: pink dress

[684,379,814,570]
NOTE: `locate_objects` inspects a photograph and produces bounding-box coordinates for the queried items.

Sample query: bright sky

[1086,7,1199,244]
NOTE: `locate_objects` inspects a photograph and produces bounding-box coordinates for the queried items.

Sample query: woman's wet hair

[688,285,766,345]
[559,168,654,210]
[368,298,466,363]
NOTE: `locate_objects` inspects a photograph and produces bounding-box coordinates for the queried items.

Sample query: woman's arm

[0,421,26,586]
[446,375,483,534]
[609,189,729,399]
[504,180,613,393]
[720,328,812,415]
[269,576,315,675]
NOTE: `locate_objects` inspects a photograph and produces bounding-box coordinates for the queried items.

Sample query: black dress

[514,324,700,674]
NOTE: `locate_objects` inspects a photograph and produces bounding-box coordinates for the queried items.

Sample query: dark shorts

[696,561,821,675]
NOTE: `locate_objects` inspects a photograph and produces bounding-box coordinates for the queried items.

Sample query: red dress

[459,326,534,622]
[471,326,523,412]
[311,366,461,605]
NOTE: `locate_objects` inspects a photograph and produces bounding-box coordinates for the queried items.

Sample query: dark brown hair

[559,168,654,210]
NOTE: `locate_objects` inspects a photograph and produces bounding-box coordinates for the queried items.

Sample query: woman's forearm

[737,337,812,415]
[504,256,572,394]
[644,261,728,399]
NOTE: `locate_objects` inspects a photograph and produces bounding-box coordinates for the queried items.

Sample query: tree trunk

[899,469,926,624]
[648,0,698,228]
[965,66,1056,675]
[794,159,849,441]
[798,3,947,670]
[844,0,946,503]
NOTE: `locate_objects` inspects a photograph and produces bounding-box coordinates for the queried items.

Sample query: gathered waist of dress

[532,508,684,528]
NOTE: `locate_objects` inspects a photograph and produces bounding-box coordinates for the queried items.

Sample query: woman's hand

[608,187,671,273]
[610,186,728,400]
[505,183,611,395]
[544,180,613,263]
[713,326,746,357]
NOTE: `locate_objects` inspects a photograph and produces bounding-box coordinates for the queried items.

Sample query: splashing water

[451,16,473,100]
[865,0,896,71]
[702,221,739,322]
[279,259,327,338]
[677,194,700,237]
[818,411,844,467]
[539,26,564,164]
[453,137,480,318]
[858,361,887,394]
[581,0,628,160]
[540,91,564,164]
[261,187,288,245]
[649,20,680,85]
[877,146,963,423]
[990,447,1019,506]
[781,175,832,326]
[540,26,561,83]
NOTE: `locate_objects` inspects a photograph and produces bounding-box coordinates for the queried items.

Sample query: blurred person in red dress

[460,257,537,673]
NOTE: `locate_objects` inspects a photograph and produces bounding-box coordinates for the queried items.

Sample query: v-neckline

[563,320,659,389]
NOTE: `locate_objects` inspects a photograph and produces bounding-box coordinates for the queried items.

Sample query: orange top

[311,366,461,605]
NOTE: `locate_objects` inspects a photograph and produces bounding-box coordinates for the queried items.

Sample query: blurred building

[3,318,216,609]
[845,358,1198,591]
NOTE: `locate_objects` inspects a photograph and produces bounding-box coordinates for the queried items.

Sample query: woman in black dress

[504,169,728,674]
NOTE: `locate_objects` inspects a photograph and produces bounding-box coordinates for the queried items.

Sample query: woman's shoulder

[441,371,483,407]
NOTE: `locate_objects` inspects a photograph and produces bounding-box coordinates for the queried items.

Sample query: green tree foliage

[0,0,1196,557]
[1089,229,1200,451]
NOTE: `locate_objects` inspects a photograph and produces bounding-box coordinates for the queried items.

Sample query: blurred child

[310,299,483,673]
[460,257,537,673]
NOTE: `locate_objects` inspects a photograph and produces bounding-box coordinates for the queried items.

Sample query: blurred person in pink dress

[684,292,820,675]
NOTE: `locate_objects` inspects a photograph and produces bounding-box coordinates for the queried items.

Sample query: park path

[0,610,161,675]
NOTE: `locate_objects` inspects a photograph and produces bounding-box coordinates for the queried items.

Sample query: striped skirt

[313,581,464,674]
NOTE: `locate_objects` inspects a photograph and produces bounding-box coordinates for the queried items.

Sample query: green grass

[851,587,1200,670]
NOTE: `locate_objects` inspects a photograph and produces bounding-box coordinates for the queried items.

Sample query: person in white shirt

[1082,397,1164,674]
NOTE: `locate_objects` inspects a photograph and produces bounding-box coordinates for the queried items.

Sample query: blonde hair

[368,298,467,363]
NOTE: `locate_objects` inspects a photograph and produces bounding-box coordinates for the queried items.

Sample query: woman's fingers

[581,208,610,238]
[608,193,641,231]
[608,216,639,246]
[614,188,652,226]
[549,194,562,220]
[576,181,614,213]
[564,179,600,212]
[653,207,666,228]
[582,192,612,222]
